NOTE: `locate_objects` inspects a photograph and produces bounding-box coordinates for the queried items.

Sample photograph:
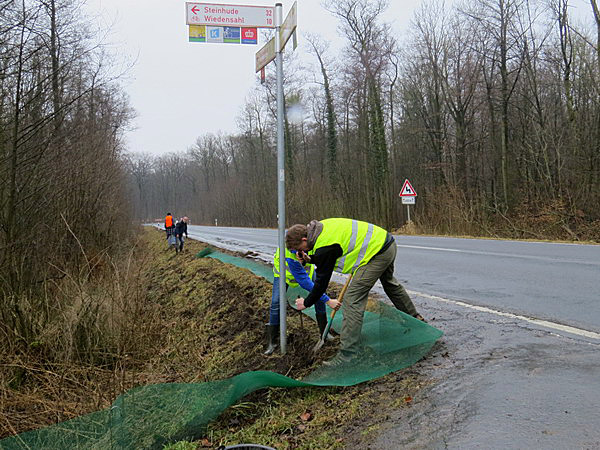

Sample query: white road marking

[409,290,600,340]
[397,244,600,266]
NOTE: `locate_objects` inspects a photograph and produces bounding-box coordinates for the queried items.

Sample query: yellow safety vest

[273,247,315,288]
[309,218,387,274]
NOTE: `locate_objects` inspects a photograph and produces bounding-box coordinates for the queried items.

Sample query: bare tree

[306,33,339,194]
[0,0,134,344]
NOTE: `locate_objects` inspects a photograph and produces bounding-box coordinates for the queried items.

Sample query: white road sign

[402,196,416,205]
[186,2,275,28]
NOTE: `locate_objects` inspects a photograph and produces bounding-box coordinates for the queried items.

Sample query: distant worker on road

[286,218,426,367]
[165,213,175,238]
[265,246,337,355]
[174,217,189,253]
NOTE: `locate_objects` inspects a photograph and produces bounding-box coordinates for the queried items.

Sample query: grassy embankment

[2,229,430,449]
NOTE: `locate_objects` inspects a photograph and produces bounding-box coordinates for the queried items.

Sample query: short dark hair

[286,224,307,249]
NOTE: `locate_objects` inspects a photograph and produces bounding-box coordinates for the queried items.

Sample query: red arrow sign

[191,5,200,14]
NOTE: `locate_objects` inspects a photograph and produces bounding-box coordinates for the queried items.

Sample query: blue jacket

[286,250,330,304]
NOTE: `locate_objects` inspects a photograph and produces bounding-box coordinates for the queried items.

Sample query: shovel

[312,273,353,354]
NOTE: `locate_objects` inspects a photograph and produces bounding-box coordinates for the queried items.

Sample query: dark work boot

[316,313,335,342]
[263,324,279,355]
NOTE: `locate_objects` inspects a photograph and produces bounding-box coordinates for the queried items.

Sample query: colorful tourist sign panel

[189,25,257,44]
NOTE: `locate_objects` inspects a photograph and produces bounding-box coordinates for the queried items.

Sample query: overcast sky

[83,0,594,156]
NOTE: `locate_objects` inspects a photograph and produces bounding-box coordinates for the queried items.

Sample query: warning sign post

[399,179,417,223]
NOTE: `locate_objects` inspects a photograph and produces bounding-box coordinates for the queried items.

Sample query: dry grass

[0,232,164,438]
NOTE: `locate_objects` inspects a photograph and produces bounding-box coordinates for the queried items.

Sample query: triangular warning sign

[399,179,417,197]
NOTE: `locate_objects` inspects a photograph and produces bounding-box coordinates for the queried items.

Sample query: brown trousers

[340,242,417,356]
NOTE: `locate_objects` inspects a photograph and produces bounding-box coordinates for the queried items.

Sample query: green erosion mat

[1,250,442,449]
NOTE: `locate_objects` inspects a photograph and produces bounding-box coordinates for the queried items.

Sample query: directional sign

[399,179,417,197]
[255,36,275,72]
[186,2,275,28]
[256,2,297,72]
[279,1,297,51]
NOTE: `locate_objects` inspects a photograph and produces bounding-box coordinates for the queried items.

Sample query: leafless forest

[129,0,600,241]
[1,0,599,383]
[0,0,599,439]
[1,0,134,359]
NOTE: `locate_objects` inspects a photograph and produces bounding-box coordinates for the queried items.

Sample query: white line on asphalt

[397,244,600,265]
[409,290,600,340]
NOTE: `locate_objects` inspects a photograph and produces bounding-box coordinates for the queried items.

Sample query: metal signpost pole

[188,1,293,354]
[400,179,417,224]
[275,2,286,355]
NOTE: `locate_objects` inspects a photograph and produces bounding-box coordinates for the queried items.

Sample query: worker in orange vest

[165,213,174,238]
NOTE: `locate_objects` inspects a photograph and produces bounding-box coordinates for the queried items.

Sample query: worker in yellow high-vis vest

[264,247,336,355]
[286,218,426,367]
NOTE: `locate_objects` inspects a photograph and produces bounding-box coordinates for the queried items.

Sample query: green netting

[1,250,442,450]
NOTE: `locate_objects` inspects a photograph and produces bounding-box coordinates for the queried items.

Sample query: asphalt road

[179,224,600,448]
[186,225,600,334]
